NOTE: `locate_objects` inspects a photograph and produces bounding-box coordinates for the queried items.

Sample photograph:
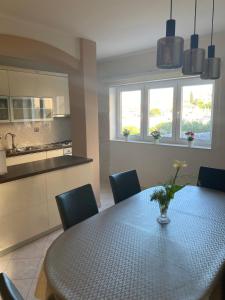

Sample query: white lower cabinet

[0,162,93,253]
[46,149,64,159]
[0,174,48,252]
[7,152,46,166]
[6,149,69,166]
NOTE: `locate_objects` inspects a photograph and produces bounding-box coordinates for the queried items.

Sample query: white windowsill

[110,139,212,150]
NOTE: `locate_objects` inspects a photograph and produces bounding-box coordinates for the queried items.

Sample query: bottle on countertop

[0,135,7,175]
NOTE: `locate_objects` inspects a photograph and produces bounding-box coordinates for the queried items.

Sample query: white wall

[98,32,225,187]
[0,13,80,59]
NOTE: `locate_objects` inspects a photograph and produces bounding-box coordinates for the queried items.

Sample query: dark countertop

[0,156,93,184]
[6,141,72,157]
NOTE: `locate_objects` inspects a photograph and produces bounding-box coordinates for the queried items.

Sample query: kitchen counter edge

[0,156,93,184]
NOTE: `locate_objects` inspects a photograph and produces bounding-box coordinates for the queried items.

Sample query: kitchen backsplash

[0,118,71,148]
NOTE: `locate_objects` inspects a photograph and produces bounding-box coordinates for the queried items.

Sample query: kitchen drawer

[7,152,46,166]
[46,149,64,159]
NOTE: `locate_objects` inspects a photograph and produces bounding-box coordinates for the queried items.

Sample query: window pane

[148,87,173,137]
[181,84,213,142]
[121,90,141,135]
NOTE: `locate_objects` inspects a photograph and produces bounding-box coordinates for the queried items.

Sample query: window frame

[176,77,215,147]
[116,84,144,141]
[144,80,177,144]
[114,77,215,148]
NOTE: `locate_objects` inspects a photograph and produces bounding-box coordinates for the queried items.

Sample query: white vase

[188,140,194,147]
[124,135,128,142]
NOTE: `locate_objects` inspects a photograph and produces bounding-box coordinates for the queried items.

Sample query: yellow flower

[173,160,187,169]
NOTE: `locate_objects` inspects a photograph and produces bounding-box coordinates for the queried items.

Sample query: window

[118,87,142,137]
[148,86,174,138]
[113,77,215,147]
[180,83,213,143]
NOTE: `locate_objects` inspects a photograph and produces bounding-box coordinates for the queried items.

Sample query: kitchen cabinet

[0,174,48,251]
[53,76,70,116]
[7,152,46,166]
[0,96,10,122]
[0,70,9,95]
[46,149,64,159]
[10,97,53,122]
[38,74,70,116]
[0,160,93,252]
[6,148,70,166]
[0,69,70,122]
[8,71,39,97]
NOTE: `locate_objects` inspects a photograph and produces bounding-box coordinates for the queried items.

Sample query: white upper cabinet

[8,71,39,96]
[37,74,70,116]
[0,69,70,122]
[0,70,9,95]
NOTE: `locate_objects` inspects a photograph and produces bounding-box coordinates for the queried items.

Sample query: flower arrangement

[185,131,195,142]
[150,160,187,224]
[151,130,161,140]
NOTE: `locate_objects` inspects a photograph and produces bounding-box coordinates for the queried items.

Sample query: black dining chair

[109,170,141,204]
[56,184,99,231]
[0,273,24,300]
[197,166,225,192]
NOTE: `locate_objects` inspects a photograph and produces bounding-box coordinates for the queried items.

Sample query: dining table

[36,185,225,300]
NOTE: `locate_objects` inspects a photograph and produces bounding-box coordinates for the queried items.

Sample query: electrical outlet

[34,127,40,132]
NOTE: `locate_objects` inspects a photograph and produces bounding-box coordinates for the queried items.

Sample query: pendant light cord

[170,0,173,19]
[194,0,197,34]
[211,0,215,45]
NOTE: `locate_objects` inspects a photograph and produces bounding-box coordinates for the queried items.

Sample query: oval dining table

[43,186,225,300]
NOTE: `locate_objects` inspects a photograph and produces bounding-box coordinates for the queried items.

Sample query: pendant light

[201,0,221,80]
[182,0,205,75]
[157,0,184,69]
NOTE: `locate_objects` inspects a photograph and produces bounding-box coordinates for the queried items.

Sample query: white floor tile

[0,259,9,272]
[26,278,39,300]
[4,258,41,280]
[13,279,33,299]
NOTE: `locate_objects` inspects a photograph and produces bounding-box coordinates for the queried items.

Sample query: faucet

[5,133,17,151]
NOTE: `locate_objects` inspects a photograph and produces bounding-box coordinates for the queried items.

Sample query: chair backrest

[56,184,98,230]
[0,273,24,300]
[197,166,225,192]
[109,170,141,204]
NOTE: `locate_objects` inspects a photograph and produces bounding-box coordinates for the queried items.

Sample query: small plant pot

[124,135,129,142]
[154,138,160,144]
[187,140,194,147]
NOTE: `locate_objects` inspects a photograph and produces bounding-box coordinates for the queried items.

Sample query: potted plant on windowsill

[150,160,187,224]
[122,128,130,142]
[185,131,195,147]
[151,130,161,144]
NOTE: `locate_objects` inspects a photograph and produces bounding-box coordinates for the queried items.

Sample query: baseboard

[0,225,62,257]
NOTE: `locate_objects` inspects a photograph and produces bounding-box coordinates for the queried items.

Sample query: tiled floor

[0,184,114,299]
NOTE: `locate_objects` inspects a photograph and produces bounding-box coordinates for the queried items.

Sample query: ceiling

[0,0,225,60]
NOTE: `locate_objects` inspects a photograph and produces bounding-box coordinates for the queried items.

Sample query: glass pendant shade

[157,19,184,69]
[201,46,221,80]
[201,0,221,80]
[182,35,205,75]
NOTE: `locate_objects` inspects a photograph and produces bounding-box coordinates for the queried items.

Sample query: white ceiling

[0,0,225,60]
